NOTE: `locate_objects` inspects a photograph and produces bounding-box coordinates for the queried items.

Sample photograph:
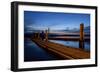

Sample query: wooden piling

[79,23,84,49]
[37,32,40,39]
[45,30,48,41]
[34,33,37,38]
[48,28,50,34]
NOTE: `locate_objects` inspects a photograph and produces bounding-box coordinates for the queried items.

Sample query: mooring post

[79,23,84,49]
[34,33,36,38]
[37,32,40,39]
[48,28,50,34]
[45,29,48,41]
[34,33,37,38]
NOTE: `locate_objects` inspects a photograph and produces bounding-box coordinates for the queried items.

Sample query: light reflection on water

[50,40,90,51]
[24,39,90,62]
[24,39,58,62]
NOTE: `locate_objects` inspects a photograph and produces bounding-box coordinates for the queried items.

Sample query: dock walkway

[31,38,90,59]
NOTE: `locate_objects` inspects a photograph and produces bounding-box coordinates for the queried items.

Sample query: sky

[24,11,90,33]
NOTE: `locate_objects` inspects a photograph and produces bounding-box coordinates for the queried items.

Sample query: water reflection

[24,38,90,62]
[50,40,90,51]
[24,38,58,62]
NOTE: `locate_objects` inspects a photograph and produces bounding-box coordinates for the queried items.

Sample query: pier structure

[31,24,90,59]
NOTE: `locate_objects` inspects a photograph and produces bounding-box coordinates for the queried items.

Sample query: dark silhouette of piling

[79,23,84,49]
[45,30,48,41]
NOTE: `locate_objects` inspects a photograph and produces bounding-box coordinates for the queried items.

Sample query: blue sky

[24,11,90,33]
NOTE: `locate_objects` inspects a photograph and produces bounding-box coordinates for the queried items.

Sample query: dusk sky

[24,11,90,33]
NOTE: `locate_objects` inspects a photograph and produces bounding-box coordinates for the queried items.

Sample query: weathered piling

[45,30,48,41]
[79,23,84,49]
[37,32,40,39]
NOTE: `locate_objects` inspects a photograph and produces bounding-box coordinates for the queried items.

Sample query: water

[24,38,90,62]
[24,38,58,62]
[50,40,90,51]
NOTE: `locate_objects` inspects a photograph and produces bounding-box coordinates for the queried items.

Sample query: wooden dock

[31,38,90,59]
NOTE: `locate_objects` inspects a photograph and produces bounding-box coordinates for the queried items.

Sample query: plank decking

[31,38,90,59]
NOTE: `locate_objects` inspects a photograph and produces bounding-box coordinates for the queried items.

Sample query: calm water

[50,40,90,51]
[24,38,90,62]
[24,39,58,62]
